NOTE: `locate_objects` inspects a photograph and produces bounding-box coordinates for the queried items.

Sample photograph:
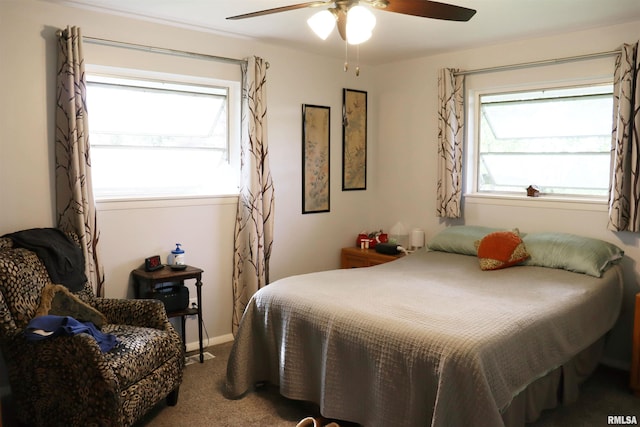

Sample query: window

[471,84,613,198]
[86,73,240,200]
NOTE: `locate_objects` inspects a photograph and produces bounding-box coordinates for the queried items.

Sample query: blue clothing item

[25,315,117,352]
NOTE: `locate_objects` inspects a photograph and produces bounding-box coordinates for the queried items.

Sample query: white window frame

[85,65,241,207]
[464,76,613,211]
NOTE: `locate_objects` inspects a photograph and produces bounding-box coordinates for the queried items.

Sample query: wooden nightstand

[131,265,204,363]
[632,292,640,396]
[341,247,404,269]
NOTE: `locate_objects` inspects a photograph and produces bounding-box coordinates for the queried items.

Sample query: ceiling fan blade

[227,1,329,20]
[382,0,476,22]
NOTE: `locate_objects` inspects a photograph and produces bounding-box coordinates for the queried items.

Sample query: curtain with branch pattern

[608,41,640,232]
[437,68,465,218]
[232,56,275,334]
[56,26,105,296]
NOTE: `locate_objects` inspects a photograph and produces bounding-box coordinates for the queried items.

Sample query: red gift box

[356,233,388,248]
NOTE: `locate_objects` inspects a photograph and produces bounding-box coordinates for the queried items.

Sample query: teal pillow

[522,232,624,277]
[428,226,504,256]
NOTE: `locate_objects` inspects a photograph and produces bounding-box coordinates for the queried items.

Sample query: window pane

[86,76,237,199]
[88,83,227,148]
[91,146,235,198]
[477,85,613,197]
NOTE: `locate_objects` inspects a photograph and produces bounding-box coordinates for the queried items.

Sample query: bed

[225,227,624,427]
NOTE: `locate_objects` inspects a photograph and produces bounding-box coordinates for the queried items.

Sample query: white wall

[1,0,638,380]
[371,21,640,368]
[0,0,378,351]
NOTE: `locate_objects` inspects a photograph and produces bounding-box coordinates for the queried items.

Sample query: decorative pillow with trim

[475,229,530,271]
[35,284,106,328]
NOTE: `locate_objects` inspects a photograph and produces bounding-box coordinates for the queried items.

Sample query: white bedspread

[225,250,623,427]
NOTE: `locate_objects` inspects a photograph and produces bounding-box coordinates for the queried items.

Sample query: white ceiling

[47,0,640,65]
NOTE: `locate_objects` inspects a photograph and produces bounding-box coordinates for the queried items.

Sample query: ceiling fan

[228,1,475,75]
[227,1,477,42]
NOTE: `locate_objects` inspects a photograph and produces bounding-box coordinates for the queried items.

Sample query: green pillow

[428,226,504,256]
[522,232,624,277]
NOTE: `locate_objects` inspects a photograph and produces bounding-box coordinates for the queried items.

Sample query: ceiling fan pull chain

[344,37,349,72]
[356,44,360,77]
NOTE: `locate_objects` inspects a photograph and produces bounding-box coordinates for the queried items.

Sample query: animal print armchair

[0,229,185,427]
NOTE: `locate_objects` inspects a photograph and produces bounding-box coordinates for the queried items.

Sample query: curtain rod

[56,30,251,67]
[453,49,620,76]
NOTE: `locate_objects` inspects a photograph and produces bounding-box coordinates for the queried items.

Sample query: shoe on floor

[296,417,319,427]
[296,416,341,427]
[296,417,340,427]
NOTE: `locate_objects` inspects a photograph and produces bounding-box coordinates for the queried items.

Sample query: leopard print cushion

[0,237,12,250]
[103,324,182,389]
[0,247,51,335]
[0,233,184,426]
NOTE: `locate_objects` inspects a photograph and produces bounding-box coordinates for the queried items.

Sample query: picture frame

[302,104,331,214]
[342,88,367,191]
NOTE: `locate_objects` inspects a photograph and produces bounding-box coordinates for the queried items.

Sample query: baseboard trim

[185,333,233,353]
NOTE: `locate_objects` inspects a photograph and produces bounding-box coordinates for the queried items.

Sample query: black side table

[131,265,204,363]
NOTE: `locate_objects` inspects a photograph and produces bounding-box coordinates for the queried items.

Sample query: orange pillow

[475,230,529,271]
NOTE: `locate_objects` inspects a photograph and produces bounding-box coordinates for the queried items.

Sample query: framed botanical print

[342,88,367,191]
[302,104,330,214]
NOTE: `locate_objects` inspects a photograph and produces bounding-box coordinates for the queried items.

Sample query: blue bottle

[171,243,185,265]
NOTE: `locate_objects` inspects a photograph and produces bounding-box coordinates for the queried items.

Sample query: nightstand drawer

[340,247,403,269]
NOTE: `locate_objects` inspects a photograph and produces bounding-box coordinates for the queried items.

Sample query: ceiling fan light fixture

[229,0,476,76]
[307,9,336,40]
[346,5,376,45]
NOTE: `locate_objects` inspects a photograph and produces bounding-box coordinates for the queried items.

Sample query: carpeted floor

[134,340,328,427]
[2,340,638,426]
[134,341,640,427]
